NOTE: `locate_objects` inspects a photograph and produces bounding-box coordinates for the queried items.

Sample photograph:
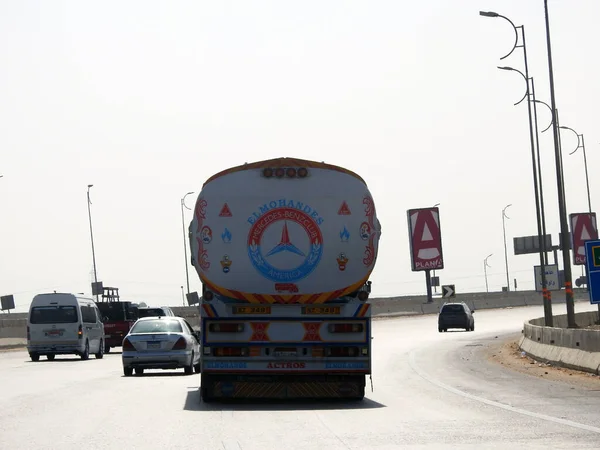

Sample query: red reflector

[204,291,214,301]
[209,323,245,333]
[122,338,134,351]
[172,336,187,350]
[328,323,363,333]
[214,347,247,357]
[297,167,308,178]
[263,168,273,178]
[275,168,285,178]
[286,167,297,178]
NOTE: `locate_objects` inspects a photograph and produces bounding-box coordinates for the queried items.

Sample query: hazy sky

[1,1,598,312]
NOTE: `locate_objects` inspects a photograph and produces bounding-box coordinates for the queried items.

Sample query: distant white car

[121,316,201,376]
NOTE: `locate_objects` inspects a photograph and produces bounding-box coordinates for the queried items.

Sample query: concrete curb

[519,335,600,375]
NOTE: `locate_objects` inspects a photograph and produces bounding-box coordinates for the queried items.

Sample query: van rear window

[30,306,78,324]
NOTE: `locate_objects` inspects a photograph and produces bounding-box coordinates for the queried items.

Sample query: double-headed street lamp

[481,9,552,325]
[484,253,493,293]
[559,126,591,214]
[180,191,195,300]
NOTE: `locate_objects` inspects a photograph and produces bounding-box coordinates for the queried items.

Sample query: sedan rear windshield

[130,319,183,334]
[30,306,78,324]
[441,305,465,314]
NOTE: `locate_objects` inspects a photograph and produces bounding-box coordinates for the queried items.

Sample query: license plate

[147,342,161,349]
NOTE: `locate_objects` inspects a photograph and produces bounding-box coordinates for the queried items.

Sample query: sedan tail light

[172,337,187,350]
[122,338,134,351]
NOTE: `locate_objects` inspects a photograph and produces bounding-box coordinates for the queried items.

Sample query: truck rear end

[199,296,371,400]
[189,157,381,401]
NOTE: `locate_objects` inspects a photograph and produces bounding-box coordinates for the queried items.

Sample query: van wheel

[123,367,133,377]
[95,340,104,359]
[30,353,40,362]
[47,354,55,361]
[80,341,90,360]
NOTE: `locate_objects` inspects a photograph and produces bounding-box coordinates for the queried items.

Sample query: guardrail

[520,311,600,374]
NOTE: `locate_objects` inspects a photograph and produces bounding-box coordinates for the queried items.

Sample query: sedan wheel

[123,367,133,377]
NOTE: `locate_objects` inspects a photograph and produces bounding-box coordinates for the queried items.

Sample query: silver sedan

[121,316,201,376]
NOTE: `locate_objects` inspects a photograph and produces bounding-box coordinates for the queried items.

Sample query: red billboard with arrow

[407,207,444,271]
[569,212,598,265]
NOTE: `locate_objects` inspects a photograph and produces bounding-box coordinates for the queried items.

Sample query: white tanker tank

[189,157,381,304]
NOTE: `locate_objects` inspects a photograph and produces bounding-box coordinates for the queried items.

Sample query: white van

[27,293,105,362]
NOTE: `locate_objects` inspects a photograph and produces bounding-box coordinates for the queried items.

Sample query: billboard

[407,207,444,271]
[570,213,598,265]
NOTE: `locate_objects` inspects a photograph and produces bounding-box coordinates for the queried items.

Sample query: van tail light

[78,324,83,339]
[27,326,30,340]
[328,323,364,333]
[325,346,359,357]
[208,323,245,333]
[122,338,134,351]
[172,337,187,350]
[214,347,248,357]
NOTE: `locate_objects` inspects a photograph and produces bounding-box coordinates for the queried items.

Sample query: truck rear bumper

[201,373,366,401]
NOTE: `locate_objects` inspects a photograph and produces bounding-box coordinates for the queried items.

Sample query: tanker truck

[189,157,381,401]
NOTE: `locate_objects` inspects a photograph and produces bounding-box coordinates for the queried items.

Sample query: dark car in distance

[438,302,475,332]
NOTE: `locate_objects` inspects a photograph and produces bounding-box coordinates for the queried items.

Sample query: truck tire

[201,387,213,403]
[30,353,40,362]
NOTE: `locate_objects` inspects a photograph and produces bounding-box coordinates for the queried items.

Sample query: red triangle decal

[338,201,351,215]
[219,203,232,217]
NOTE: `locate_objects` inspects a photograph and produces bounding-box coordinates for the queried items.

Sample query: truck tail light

[358,291,369,301]
[122,338,134,351]
[325,347,359,357]
[78,324,83,339]
[208,323,245,333]
[328,323,363,333]
[214,347,248,357]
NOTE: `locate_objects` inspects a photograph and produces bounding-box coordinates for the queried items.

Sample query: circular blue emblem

[247,207,323,283]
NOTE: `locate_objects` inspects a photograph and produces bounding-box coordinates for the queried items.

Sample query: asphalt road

[1,304,599,450]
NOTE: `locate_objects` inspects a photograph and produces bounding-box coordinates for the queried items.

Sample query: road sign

[442,285,455,298]
[571,213,598,265]
[533,264,560,292]
[584,240,600,304]
[407,207,444,272]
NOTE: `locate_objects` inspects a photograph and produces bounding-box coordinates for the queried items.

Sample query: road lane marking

[408,349,600,434]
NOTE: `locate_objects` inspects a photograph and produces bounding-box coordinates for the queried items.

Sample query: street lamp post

[480,9,551,324]
[543,0,576,328]
[484,254,493,293]
[559,126,591,214]
[87,185,99,301]
[432,203,440,294]
[180,191,195,298]
[502,204,512,292]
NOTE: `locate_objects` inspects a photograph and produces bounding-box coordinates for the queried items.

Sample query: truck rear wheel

[30,353,40,362]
